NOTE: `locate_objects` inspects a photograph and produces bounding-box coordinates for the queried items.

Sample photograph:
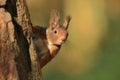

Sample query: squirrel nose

[61,38,66,42]
[61,33,68,42]
[61,36,67,42]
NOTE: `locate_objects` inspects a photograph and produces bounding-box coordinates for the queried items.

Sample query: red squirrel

[32,11,71,68]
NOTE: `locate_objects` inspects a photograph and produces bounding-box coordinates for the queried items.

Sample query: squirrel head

[46,10,71,46]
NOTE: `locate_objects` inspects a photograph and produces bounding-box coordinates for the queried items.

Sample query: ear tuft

[63,16,71,29]
[49,10,60,28]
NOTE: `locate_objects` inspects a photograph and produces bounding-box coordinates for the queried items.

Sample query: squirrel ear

[49,10,60,29]
[63,16,71,29]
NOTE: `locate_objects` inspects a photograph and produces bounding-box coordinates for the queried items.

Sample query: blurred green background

[27,0,120,80]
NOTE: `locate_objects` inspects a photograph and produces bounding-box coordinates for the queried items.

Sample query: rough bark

[0,0,42,80]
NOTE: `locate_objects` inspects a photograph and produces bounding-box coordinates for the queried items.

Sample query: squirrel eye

[54,30,57,34]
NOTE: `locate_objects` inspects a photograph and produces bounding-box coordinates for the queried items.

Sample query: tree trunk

[0,0,42,80]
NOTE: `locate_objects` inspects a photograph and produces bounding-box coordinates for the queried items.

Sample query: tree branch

[0,0,42,80]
